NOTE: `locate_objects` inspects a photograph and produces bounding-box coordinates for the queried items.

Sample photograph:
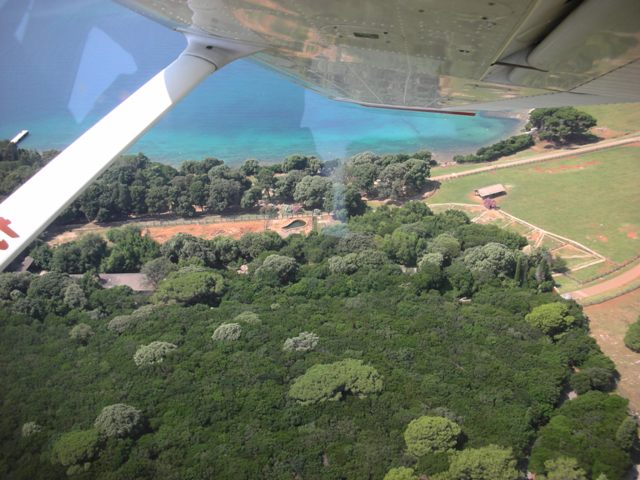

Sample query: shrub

[255,255,298,285]
[63,283,87,310]
[328,254,359,275]
[463,242,516,280]
[418,252,445,270]
[51,429,101,468]
[539,457,587,480]
[94,403,143,439]
[289,359,383,405]
[384,466,418,480]
[130,304,157,320]
[141,257,178,286]
[526,302,576,337]
[152,270,225,305]
[0,272,33,300]
[403,416,462,456]
[427,234,461,260]
[624,318,640,352]
[21,421,42,438]
[107,314,134,334]
[233,311,261,325]
[133,341,177,367]
[212,323,242,341]
[107,305,156,335]
[442,444,519,480]
[69,323,94,345]
[329,250,389,275]
[283,331,319,352]
[615,416,639,451]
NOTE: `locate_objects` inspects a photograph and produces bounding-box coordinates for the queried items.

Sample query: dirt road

[432,134,640,182]
[568,262,640,300]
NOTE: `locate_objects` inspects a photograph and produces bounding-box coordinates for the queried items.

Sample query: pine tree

[514,257,523,286]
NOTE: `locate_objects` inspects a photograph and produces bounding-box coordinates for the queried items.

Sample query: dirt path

[584,289,640,415]
[568,262,640,299]
[431,134,640,182]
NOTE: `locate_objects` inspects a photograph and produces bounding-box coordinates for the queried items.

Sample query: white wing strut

[0,34,262,272]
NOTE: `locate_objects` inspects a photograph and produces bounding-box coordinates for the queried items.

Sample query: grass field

[431,149,539,176]
[580,103,640,135]
[428,144,640,263]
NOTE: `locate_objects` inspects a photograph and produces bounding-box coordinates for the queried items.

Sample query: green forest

[0,141,432,224]
[0,201,635,479]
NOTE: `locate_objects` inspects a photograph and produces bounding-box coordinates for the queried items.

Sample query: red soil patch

[618,225,639,240]
[142,215,334,243]
[596,234,609,243]
[533,159,599,174]
[47,215,335,246]
[466,191,483,204]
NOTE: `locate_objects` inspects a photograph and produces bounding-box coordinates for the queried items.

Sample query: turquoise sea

[0,0,522,165]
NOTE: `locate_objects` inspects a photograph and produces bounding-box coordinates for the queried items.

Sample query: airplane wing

[118,0,640,111]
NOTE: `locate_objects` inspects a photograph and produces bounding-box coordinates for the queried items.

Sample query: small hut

[475,184,506,199]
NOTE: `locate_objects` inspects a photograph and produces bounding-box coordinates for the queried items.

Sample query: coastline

[430,110,528,163]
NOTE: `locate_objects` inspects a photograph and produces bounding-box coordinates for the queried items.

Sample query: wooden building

[475,184,507,199]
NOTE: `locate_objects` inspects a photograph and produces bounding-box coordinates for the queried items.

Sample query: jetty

[9,130,29,144]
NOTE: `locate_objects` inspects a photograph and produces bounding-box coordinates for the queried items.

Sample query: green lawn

[431,149,540,176]
[580,103,640,135]
[428,145,640,263]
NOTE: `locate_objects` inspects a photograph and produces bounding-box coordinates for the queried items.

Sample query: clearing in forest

[429,203,603,277]
[428,144,640,264]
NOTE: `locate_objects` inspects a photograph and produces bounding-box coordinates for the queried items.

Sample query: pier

[9,130,28,144]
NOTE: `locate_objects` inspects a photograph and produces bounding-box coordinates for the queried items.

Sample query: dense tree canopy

[403,416,462,456]
[530,391,634,479]
[133,341,178,367]
[50,429,102,473]
[528,107,597,144]
[384,466,418,480]
[624,317,640,352]
[434,445,519,480]
[454,134,534,163]
[525,302,576,337]
[94,404,144,439]
[0,201,631,479]
[152,269,225,305]
[289,359,383,405]
[538,457,588,480]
